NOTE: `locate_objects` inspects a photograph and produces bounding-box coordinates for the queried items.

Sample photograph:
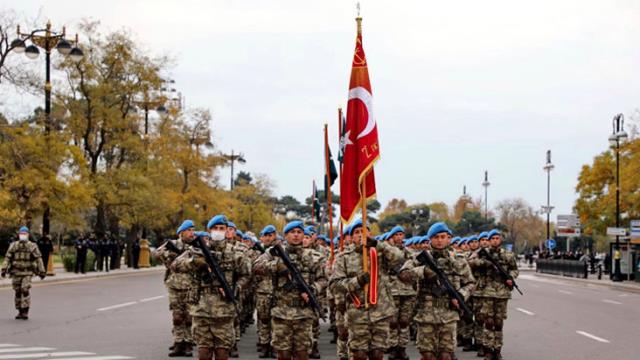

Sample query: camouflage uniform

[1,240,46,318]
[228,238,251,356]
[308,247,327,358]
[154,239,194,349]
[387,244,417,359]
[253,247,275,357]
[172,239,250,359]
[399,249,475,359]
[457,251,475,350]
[468,247,518,358]
[331,245,353,360]
[253,243,327,357]
[330,241,404,359]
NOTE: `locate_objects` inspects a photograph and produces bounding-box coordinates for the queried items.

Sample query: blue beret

[333,236,340,245]
[488,229,502,239]
[305,225,317,235]
[468,235,479,242]
[388,225,405,238]
[207,215,228,229]
[451,236,461,245]
[427,222,451,239]
[459,237,469,245]
[260,225,276,236]
[318,235,330,244]
[478,232,489,240]
[420,235,431,243]
[236,230,244,238]
[283,220,304,234]
[303,228,311,236]
[227,221,237,229]
[195,231,209,238]
[176,220,195,235]
[349,219,370,236]
[18,226,29,233]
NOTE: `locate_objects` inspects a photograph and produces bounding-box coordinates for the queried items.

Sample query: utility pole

[223,150,246,190]
[482,171,490,220]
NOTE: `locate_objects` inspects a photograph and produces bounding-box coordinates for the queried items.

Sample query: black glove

[366,237,378,249]
[357,272,370,287]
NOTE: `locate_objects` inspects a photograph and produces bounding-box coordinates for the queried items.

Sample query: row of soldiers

[154,215,518,360]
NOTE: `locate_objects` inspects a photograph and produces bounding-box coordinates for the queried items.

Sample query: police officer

[255,225,278,358]
[75,234,88,274]
[253,220,328,360]
[330,219,404,360]
[1,227,46,320]
[153,220,196,357]
[398,222,476,360]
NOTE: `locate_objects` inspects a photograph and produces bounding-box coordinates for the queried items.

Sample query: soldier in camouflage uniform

[398,222,476,360]
[468,232,490,357]
[255,225,278,358]
[253,220,328,360]
[224,221,250,357]
[385,226,416,360]
[153,220,196,357]
[330,219,404,360]
[303,225,326,359]
[172,214,250,360]
[1,227,46,320]
[332,227,354,360]
[467,230,518,360]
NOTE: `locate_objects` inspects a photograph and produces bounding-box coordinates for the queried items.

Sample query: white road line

[618,294,630,297]
[97,301,138,311]
[0,347,55,353]
[516,308,535,316]
[0,345,19,348]
[558,290,573,295]
[53,356,133,360]
[0,351,94,359]
[576,330,610,343]
[139,295,164,302]
[602,299,622,305]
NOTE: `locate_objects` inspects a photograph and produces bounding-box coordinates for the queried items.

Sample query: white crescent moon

[348,86,375,139]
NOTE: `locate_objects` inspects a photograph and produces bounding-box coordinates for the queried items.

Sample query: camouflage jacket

[388,244,417,297]
[400,248,475,324]
[153,239,192,291]
[468,247,518,299]
[330,241,404,323]
[253,243,327,320]
[1,240,45,277]
[173,241,250,318]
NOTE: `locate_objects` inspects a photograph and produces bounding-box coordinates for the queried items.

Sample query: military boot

[15,309,23,320]
[494,348,503,360]
[484,348,494,360]
[477,346,485,357]
[168,342,187,357]
[258,344,270,359]
[309,342,321,359]
[463,338,474,352]
[229,343,239,358]
[21,308,29,320]
[397,347,409,360]
[184,342,193,357]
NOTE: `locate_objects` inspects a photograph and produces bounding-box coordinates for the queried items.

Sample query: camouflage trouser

[192,316,235,349]
[311,313,320,344]
[335,308,348,359]
[12,276,32,310]
[416,321,456,354]
[256,293,272,345]
[347,316,391,352]
[477,297,508,350]
[168,288,193,344]
[271,317,313,352]
[388,295,416,348]
[472,296,483,345]
[458,297,474,339]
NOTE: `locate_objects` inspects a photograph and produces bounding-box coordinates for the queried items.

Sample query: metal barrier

[536,259,588,278]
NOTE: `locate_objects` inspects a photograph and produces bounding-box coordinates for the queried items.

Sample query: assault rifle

[252,242,266,254]
[269,244,325,321]
[164,239,184,255]
[416,250,474,321]
[478,248,523,295]
[193,236,238,309]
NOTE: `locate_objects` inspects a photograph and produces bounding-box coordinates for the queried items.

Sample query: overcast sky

[3,0,640,221]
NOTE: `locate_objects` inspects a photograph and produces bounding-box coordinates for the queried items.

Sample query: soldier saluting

[1,226,46,320]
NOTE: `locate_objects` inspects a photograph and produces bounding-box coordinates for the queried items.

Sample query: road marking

[558,290,573,295]
[0,345,19,348]
[516,308,535,316]
[618,294,630,297]
[0,347,55,353]
[97,301,138,311]
[602,299,622,305]
[53,356,133,360]
[576,331,610,343]
[0,351,94,359]
[139,295,164,302]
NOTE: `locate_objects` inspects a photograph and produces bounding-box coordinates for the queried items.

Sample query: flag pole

[361,172,369,308]
[324,123,335,265]
[338,107,344,252]
[311,180,315,223]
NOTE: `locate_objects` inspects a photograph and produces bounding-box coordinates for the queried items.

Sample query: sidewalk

[528,270,640,293]
[0,265,163,289]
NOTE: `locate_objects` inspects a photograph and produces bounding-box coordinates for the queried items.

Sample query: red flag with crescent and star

[340,16,380,225]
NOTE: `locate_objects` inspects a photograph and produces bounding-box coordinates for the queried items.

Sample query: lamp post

[411,208,426,236]
[609,113,628,282]
[11,21,83,237]
[541,150,554,244]
[482,171,490,220]
[223,150,246,190]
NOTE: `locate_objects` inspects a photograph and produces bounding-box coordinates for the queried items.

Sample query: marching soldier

[255,225,278,358]
[303,226,326,359]
[253,220,328,360]
[153,220,196,357]
[467,230,518,360]
[457,236,477,352]
[1,227,46,320]
[332,226,353,360]
[225,221,249,357]
[330,219,404,360]
[398,222,475,360]
[172,214,250,360]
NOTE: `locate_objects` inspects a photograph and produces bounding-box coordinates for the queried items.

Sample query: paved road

[1,271,639,359]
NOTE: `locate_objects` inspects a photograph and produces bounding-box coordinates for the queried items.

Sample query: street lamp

[609,113,628,282]
[411,208,426,236]
[541,150,554,245]
[223,150,246,190]
[482,171,490,220]
[11,21,83,237]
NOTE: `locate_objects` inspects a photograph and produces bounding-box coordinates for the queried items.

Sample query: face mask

[210,231,225,241]
[18,234,28,241]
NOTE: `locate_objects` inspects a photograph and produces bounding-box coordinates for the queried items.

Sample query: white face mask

[210,231,225,242]
[18,234,28,241]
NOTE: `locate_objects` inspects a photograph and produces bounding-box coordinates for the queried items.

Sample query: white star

[340,130,354,152]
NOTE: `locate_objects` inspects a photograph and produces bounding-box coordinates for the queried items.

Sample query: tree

[495,198,544,252]
[452,210,496,236]
[234,171,253,187]
[428,202,450,221]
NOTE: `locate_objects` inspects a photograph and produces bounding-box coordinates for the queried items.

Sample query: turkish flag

[340,18,380,225]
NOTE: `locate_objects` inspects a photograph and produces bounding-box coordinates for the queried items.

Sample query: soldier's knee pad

[172,312,185,326]
[277,350,292,360]
[420,352,437,360]
[213,347,229,360]
[484,318,494,330]
[437,352,453,360]
[351,351,369,360]
[198,347,213,360]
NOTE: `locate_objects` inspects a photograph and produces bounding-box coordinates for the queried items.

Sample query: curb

[0,266,164,289]
[532,272,640,294]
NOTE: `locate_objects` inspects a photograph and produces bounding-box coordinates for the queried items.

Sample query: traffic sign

[607,227,627,236]
[557,214,581,237]
[545,239,556,250]
[631,220,640,240]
